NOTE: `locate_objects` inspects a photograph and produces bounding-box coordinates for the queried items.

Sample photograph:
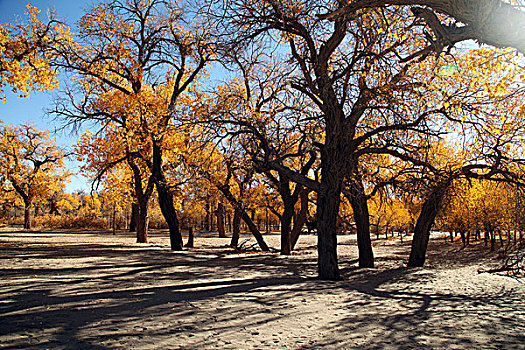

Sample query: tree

[0,123,70,229]
[54,0,214,248]
[219,2,471,279]
[0,5,71,101]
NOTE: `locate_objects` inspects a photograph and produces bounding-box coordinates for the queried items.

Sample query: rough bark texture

[408,181,449,267]
[127,157,154,244]
[346,180,374,268]
[280,203,294,255]
[316,146,344,280]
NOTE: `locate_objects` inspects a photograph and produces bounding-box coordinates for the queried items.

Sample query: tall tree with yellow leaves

[53,0,215,247]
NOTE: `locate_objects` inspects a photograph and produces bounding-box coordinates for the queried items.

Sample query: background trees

[0,123,70,229]
[1,0,525,281]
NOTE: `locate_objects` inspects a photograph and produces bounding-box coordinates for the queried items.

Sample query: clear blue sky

[0,0,92,192]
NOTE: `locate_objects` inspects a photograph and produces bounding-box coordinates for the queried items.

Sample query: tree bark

[204,200,211,232]
[129,202,137,232]
[291,188,310,250]
[408,181,449,267]
[345,179,374,268]
[216,202,226,238]
[135,199,149,243]
[316,143,344,280]
[280,203,294,255]
[23,201,32,230]
[231,207,241,248]
[127,157,154,244]
[152,141,183,250]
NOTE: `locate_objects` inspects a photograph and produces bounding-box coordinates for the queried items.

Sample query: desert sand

[0,229,523,349]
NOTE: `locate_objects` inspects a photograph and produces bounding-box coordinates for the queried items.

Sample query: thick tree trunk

[346,180,374,268]
[408,182,448,267]
[158,184,183,250]
[216,202,226,238]
[136,200,149,243]
[317,162,343,280]
[23,201,32,230]
[152,141,183,250]
[231,208,241,248]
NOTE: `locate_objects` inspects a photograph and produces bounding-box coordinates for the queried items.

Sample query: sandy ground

[0,228,523,349]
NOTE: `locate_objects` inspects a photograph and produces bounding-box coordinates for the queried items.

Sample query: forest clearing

[0,228,523,349]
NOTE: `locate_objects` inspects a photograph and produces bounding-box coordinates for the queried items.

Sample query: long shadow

[1,231,524,349]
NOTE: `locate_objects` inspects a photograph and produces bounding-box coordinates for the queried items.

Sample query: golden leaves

[0,5,71,101]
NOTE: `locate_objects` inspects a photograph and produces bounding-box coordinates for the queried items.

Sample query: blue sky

[0,0,92,192]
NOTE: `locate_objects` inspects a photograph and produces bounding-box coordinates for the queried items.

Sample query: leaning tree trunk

[291,188,310,250]
[408,182,449,267]
[152,141,183,250]
[216,202,226,238]
[346,180,374,268]
[216,184,269,251]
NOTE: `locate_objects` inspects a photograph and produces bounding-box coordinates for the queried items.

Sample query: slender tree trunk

[216,184,269,251]
[216,202,226,238]
[346,180,374,268]
[280,204,294,255]
[408,182,449,267]
[291,188,310,250]
[205,200,211,232]
[129,203,137,232]
[112,202,117,235]
[231,208,241,248]
[152,141,183,250]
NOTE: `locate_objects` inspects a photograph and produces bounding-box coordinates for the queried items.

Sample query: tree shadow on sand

[0,232,523,349]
